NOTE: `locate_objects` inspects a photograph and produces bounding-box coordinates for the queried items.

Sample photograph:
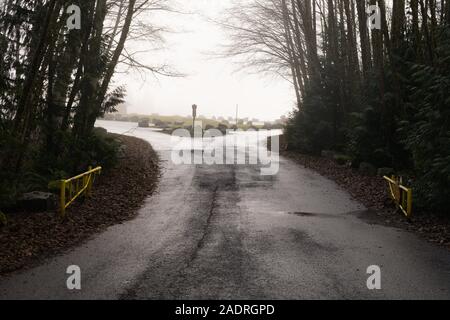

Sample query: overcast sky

[114,0,295,121]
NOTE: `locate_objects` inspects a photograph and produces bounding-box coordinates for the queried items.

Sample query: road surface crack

[187,185,219,266]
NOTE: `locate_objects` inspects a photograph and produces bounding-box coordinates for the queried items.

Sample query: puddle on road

[281,210,400,229]
[279,210,381,222]
[349,209,402,227]
[283,211,340,219]
[287,211,317,217]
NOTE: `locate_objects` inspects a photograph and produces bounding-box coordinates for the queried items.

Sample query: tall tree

[356,0,372,80]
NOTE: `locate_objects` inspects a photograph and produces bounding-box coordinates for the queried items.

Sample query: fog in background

[113,0,295,121]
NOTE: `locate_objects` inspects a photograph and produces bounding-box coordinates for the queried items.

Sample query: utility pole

[192,104,197,134]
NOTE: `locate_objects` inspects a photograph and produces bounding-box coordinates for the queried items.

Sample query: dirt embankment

[0,135,160,275]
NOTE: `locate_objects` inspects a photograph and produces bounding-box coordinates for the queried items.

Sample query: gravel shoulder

[283,151,450,250]
[0,135,160,275]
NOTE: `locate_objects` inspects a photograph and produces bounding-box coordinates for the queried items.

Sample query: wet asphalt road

[0,120,449,300]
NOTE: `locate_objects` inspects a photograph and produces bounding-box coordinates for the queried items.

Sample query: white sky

[113,0,295,121]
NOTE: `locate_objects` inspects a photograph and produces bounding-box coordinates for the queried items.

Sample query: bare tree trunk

[370,0,386,116]
[291,0,309,87]
[11,0,60,171]
[356,0,372,80]
[344,0,361,87]
[95,0,136,122]
[106,0,126,55]
[326,0,345,143]
[378,0,392,62]
[13,0,58,142]
[419,0,435,64]
[391,0,405,51]
[61,0,97,131]
[73,0,108,139]
[297,0,321,79]
[283,0,305,105]
[446,0,450,24]
[411,0,422,57]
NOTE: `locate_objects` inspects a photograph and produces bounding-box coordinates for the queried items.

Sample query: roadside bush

[0,128,120,210]
[399,26,450,211]
[286,110,334,155]
[0,210,6,226]
[0,175,17,209]
[333,154,351,166]
[66,128,120,173]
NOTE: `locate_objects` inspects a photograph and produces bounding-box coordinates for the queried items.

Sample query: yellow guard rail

[60,166,102,217]
[383,175,412,218]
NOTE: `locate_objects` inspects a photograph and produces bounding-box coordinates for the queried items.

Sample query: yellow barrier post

[0,210,7,226]
[87,166,92,196]
[405,187,413,217]
[383,175,413,218]
[60,179,66,217]
[58,166,101,217]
